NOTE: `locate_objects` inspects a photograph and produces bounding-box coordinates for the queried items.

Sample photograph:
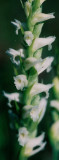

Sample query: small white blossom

[25,1,31,17]
[35,57,54,75]
[24,31,34,46]
[30,106,40,122]
[7,48,25,65]
[32,36,56,53]
[3,91,19,107]
[24,133,46,156]
[24,57,39,71]
[32,12,55,26]
[30,98,47,122]
[18,127,29,146]
[23,99,47,122]
[11,19,22,35]
[14,75,28,90]
[30,83,53,97]
[50,100,59,111]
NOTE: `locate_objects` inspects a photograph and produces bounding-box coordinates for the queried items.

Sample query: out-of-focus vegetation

[0,0,59,160]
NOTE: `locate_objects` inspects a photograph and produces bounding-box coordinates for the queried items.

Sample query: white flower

[11,19,22,35]
[30,106,39,121]
[30,98,47,122]
[35,57,54,75]
[24,57,39,71]
[50,100,59,111]
[3,91,19,107]
[24,57,54,74]
[30,83,53,97]
[24,31,34,46]
[25,1,31,17]
[24,133,46,156]
[18,127,29,146]
[14,75,28,90]
[32,36,56,53]
[7,48,25,65]
[31,12,55,26]
[23,99,47,122]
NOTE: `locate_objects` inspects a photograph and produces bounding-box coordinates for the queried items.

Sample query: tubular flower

[32,36,56,53]
[30,83,53,97]
[24,133,46,157]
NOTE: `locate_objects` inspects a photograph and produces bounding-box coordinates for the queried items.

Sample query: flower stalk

[4,0,55,159]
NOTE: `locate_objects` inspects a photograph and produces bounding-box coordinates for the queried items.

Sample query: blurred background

[0,0,59,160]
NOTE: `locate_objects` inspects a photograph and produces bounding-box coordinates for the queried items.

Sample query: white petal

[18,127,29,146]
[50,100,59,111]
[3,91,19,102]
[32,36,56,52]
[30,142,46,156]
[30,83,53,97]
[35,57,54,75]
[30,106,39,121]
[26,132,45,148]
[3,91,20,107]
[14,75,28,90]
[38,98,47,122]
[7,48,25,57]
[24,31,34,46]
[24,57,39,71]
[7,48,25,65]
[32,12,55,25]
[11,19,21,35]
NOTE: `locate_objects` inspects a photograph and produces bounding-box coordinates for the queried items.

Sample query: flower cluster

[4,0,55,159]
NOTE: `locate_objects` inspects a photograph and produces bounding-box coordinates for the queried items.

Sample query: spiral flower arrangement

[4,0,56,159]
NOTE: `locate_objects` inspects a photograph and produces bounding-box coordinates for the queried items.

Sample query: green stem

[53,148,58,160]
[19,149,28,160]
[19,154,27,160]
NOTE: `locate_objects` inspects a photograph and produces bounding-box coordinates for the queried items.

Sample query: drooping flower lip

[6,48,25,65]
[30,83,54,97]
[24,132,46,157]
[3,91,20,107]
[11,19,22,35]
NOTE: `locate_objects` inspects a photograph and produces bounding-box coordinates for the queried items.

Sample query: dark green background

[0,0,59,160]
